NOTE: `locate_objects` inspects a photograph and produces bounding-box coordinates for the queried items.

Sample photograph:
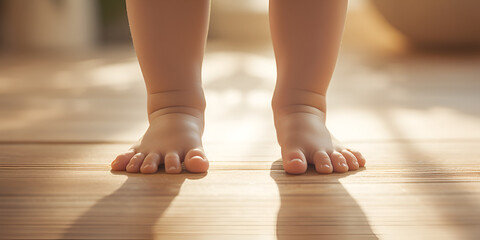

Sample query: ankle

[271,88,327,116]
[147,88,206,121]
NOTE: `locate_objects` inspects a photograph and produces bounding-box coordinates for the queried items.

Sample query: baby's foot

[111,104,208,174]
[272,92,366,174]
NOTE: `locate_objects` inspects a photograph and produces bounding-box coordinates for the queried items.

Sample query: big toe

[282,149,308,174]
[184,148,209,173]
[111,150,135,171]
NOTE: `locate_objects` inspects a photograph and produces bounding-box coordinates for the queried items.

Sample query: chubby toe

[282,149,308,175]
[140,153,161,174]
[313,151,333,174]
[330,151,348,173]
[341,149,359,171]
[126,153,145,173]
[164,152,182,174]
[111,150,136,171]
[184,148,209,173]
[348,148,366,167]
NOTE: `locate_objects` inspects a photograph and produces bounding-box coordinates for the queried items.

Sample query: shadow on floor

[62,170,206,239]
[270,160,378,240]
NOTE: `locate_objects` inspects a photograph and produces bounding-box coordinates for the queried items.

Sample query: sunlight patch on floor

[87,61,142,91]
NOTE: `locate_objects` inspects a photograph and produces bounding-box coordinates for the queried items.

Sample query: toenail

[340,163,348,167]
[322,164,331,168]
[289,158,303,163]
[142,164,151,168]
[191,156,204,161]
[168,166,178,171]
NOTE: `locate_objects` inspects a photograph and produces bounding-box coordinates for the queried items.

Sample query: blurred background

[0,0,479,144]
[1,0,480,52]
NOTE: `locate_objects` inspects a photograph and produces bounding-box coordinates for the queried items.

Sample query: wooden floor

[1,11,480,239]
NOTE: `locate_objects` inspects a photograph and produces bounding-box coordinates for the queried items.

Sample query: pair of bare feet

[113,0,359,175]
[111,88,366,175]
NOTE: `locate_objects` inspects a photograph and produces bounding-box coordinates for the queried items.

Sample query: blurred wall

[1,0,98,52]
[1,0,477,54]
[0,0,273,53]
[209,0,270,43]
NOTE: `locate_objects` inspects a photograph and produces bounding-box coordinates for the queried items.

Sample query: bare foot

[111,105,208,174]
[272,93,366,174]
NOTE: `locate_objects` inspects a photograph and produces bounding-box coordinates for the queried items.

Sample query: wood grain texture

[0,141,479,239]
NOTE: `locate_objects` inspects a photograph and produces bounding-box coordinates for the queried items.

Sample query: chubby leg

[269,0,366,174]
[111,0,210,174]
